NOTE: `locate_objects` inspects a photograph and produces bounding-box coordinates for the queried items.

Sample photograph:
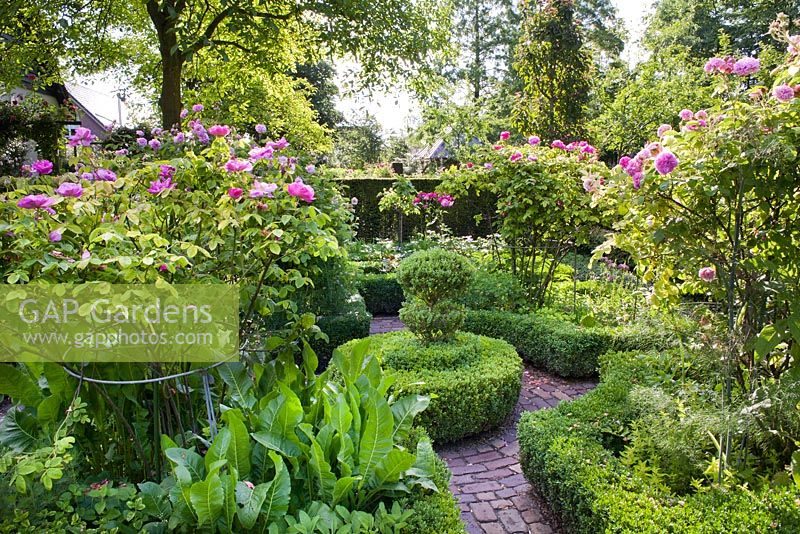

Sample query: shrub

[517,350,800,533]
[463,309,681,377]
[356,272,404,315]
[311,297,372,367]
[456,269,526,311]
[396,249,474,342]
[340,331,522,442]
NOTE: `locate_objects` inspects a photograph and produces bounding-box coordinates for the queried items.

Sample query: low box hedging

[517,351,800,534]
[338,331,522,443]
[462,310,679,378]
[356,272,405,315]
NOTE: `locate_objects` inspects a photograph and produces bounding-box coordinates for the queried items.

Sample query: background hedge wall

[336,176,496,240]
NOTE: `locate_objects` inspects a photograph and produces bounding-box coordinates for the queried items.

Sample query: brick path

[368,316,597,534]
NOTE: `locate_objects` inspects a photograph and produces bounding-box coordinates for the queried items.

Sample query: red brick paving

[369,316,597,534]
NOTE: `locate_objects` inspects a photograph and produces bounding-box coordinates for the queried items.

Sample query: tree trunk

[147,1,184,128]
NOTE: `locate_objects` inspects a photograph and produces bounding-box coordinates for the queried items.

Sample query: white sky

[336,0,653,136]
[82,0,653,132]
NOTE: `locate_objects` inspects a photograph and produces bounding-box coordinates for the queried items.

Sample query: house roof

[64,82,123,128]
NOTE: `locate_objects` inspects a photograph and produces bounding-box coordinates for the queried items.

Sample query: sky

[82,0,654,133]
[336,0,654,136]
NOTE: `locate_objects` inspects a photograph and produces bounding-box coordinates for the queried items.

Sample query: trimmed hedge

[337,176,496,240]
[517,351,800,533]
[462,309,678,378]
[356,273,404,315]
[339,331,522,443]
[311,298,372,366]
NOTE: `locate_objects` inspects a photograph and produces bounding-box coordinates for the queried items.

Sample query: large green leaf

[222,410,251,478]
[138,481,172,519]
[262,452,291,524]
[357,386,394,487]
[390,394,430,441]
[251,430,302,458]
[220,473,237,532]
[165,447,205,481]
[235,481,269,529]
[407,438,439,492]
[204,428,231,474]
[332,476,357,506]
[42,364,69,399]
[36,395,62,424]
[0,364,43,407]
[369,449,415,490]
[308,436,336,501]
[189,472,225,527]
[218,363,255,410]
[0,410,39,451]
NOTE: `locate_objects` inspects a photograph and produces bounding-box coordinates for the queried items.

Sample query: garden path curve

[369,316,597,534]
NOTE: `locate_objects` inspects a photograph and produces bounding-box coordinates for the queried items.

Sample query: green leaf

[217,363,254,410]
[36,395,62,424]
[221,473,237,531]
[165,448,205,481]
[792,450,800,489]
[0,364,44,407]
[308,437,336,501]
[357,387,393,487]
[390,394,430,442]
[221,410,251,478]
[332,476,357,506]
[0,410,39,451]
[262,452,290,524]
[251,430,302,458]
[235,481,269,529]
[189,473,225,527]
[138,481,171,519]
[204,428,231,474]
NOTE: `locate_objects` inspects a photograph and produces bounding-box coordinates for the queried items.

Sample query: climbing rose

[255,124,267,134]
[528,135,540,145]
[679,109,693,121]
[208,125,231,137]
[695,110,708,120]
[499,131,510,140]
[551,140,566,149]
[114,149,128,156]
[509,151,523,162]
[192,104,204,112]
[136,137,147,147]
[67,127,94,148]
[699,267,716,282]
[704,57,724,73]
[773,84,795,102]
[173,132,185,144]
[18,194,57,212]
[287,178,315,202]
[305,164,316,174]
[159,264,169,272]
[632,172,644,190]
[583,177,597,192]
[439,195,454,208]
[484,162,493,170]
[657,124,672,137]
[49,230,62,242]
[732,57,759,76]
[148,139,161,151]
[249,180,278,198]
[31,159,53,175]
[528,154,538,161]
[618,156,632,169]
[159,165,176,179]
[227,188,243,199]
[654,151,679,175]
[249,146,273,161]
[180,109,188,119]
[56,182,83,197]
[224,159,252,173]
[269,137,289,150]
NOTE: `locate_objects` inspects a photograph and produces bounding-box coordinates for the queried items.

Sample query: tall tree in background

[513,0,592,141]
[295,62,344,130]
[1,0,450,128]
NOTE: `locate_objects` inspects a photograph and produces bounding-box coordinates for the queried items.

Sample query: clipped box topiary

[339,331,522,443]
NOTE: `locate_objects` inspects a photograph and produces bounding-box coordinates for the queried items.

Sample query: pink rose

[699,267,716,282]
[499,131,510,140]
[286,178,315,203]
[208,125,231,137]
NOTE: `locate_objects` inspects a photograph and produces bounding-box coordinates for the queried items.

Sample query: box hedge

[338,331,522,443]
[311,297,372,366]
[462,310,679,378]
[517,351,800,534]
[356,272,405,315]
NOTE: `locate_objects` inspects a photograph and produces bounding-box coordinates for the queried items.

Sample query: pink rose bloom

[305,164,316,174]
[224,159,252,173]
[551,140,566,149]
[509,151,523,162]
[174,132,185,144]
[618,156,632,169]
[208,125,231,137]
[136,137,147,147]
[492,144,503,150]
[699,267,716,282]
[49,230,62,242]
[249,180,278,198]
[287,178,315,203]
[180,109,189,119]
[484,162,493,170]
[269,137,289,150]
[192,104,204,112]
[249,146,274,161]
[67,127,94,148]
[94,169,117,182]
[147,177,175,195]
[499,131,510,141]
[732,57,759,76]
[632,172,644,190]
[81,250,91,260]
[528,136,541,145]
[583,177,597,192]
[657,124,672,137]
[158,263,169,272]
[773,84,795,102]
[17,194,57,210]
[228,187,243,199]
[704,57,724,73]
[31,159,53,175]
[694,110,708,120]
[439,195,454,208]
[114,149,128,156]
[654,151,679,175]
[466,162,474,169]
[679,109,693,121]
[697,119,707,127]
[148,139,161,151]
[56,182,83,197]
[527,154,538,161]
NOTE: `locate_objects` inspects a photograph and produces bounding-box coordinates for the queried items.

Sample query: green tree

[333,113,384,168]
[1,0,450,128]
[295,61,344,129]
[513,0,593,141]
